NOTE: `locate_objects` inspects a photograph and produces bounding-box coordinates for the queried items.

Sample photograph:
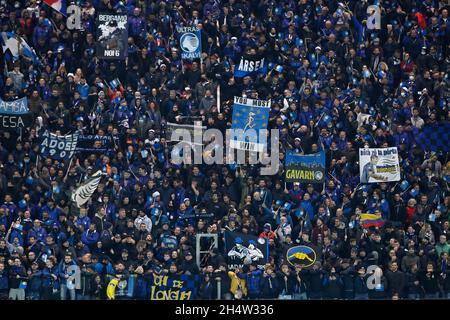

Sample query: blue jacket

[28,271,43,292]
[0,270,8,290]
[81,230,100,246]
[239,270,262,294]
[58,260,77,285]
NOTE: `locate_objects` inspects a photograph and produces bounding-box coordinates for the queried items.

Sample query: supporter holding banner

[285,151,325,183]
[225,230,268,270]
[149,274,199,300]
[359,147,400,183]
[39,130,79,160]
[230,96,270,152]
[177,26,202,60]
[165,122,205,145]
[234,54,267,77]
[0,97,31,129]
[76,134,117,152]
[96,14,128,59]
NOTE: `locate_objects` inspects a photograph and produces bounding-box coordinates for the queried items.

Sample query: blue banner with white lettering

[177,26,202,60]
[285,151,326,183]
[39,130,80,160]
[0,97,32,130]
[230,96,270,152]
[234,54,267,77]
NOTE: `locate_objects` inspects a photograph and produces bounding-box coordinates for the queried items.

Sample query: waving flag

[360,213,384,229]
[1,32,39,64]
[71,171,103,208]
[44,0,67,15]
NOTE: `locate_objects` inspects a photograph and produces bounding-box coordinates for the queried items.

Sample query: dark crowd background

[0,0,449,300]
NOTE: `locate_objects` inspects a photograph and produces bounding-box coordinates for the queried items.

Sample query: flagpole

[64,156,74,180]
[217,84,221,113]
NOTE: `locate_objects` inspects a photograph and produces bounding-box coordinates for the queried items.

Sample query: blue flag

[1,32,39,65]
[39,130,80,160]
[234,54,267,77]
[177,26,202,60]
[230,96,270,152]
[415,123,449,152]
[0,97,32,129]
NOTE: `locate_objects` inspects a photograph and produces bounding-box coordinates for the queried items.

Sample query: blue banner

[0,97,32,129]
[230,96,270,152]
[415,123,449,152]
[177,26,202,60]
[234,55,267,77]
[39,130,80,160]
[285,151,325,183]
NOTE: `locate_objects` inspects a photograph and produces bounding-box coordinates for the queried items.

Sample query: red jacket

[405,207,416,225]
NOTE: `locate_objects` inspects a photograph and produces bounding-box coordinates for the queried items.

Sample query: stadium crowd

[0,0,449,300]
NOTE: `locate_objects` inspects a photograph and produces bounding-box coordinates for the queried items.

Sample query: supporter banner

[39,130,79,160]
[285,151,325,183]
[234,54,267,77]
[106,275,136,300]
[415,123,450,152]
[165,122,205,145]
[285,245,318,269]
[76,134,117,152]
[359,147,400,183]
[0,97,32,129]
[149,274,199,300]
[71,171,103,208]
[225,230,268,270]
[177,26,202,60]
[230,96,270,152]
[96,14,128,59]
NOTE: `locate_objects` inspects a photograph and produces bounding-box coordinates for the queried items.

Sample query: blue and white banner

[177,26,202,60]
[359,147,400,183]
[230,96,270,152]
[0,97,31,129]
[39,130,80,160]
[285,151,325,183]
[234,55,267,77]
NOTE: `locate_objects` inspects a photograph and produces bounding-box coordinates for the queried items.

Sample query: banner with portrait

[359,147,400,183]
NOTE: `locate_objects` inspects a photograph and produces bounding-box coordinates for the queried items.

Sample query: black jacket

[259,275,280,298]
[386,270,406,297]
